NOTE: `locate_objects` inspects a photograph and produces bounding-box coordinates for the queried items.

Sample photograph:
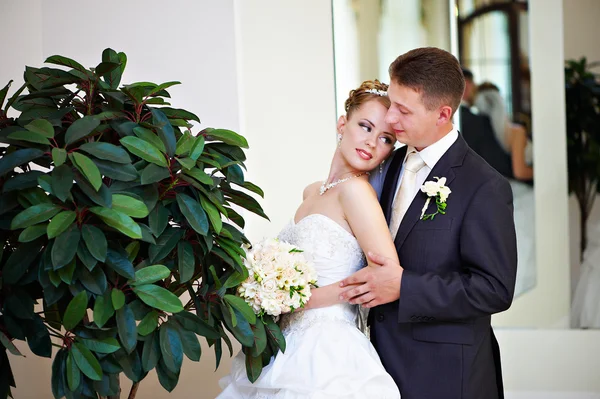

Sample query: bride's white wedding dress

[217,214,401,398]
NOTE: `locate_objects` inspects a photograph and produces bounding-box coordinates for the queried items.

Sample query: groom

[340,47,517,399]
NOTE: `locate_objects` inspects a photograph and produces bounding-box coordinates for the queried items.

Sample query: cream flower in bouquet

[237,238,317,317]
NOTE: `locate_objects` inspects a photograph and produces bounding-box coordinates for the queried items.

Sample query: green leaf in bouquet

[250,320,267,357]
[137,311,159,336]
[176,193,209,235]
[51,164,74,202]
[51,224,80,269]
[89,207,142,239]
[10,203,61,230]
[133,126,166,153]
[63,291,88,331]
[0,148,44,177]
[81,224,107,262]
[70,152,102,191]
[18,224,47,242]
[93,292,114,328]
[243,347,263,383]
[71,342,103,381]
[111,193,148,218]
[64,116,101,144]
[116,304,137,354]
[131,264,171,286]
[52,148,67,167]
[159,321,183,374]
[151,108,176,157]
[120,136,168,167]
[47,210,76,239]
[177,241,195,283]
[132,284,184,314]
[264,316,286,353]
[224,295,256,325]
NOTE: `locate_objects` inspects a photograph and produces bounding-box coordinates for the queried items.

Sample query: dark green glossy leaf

[81,224,107,262]
[224,294,256,325]
[51,224,80,269]
[5,291,34,319]
[199,194,222,234]
[139,223,157,244]
[173,312,220,340]
[45,55,87,73]
[0,79,12,107]
[74,173,112,208]
[0,331,22,356]
[51,348,67,399]
[175,131,194,156]
[264,316,286,353]
[241,181,264,197]
[120,136,168,167]
[63,291,88,331]
[2,236,43,284]
[66,350,81,391]
[93,158,138,181]
[82,337,120,354]
[10,203,61,230]
[115,348,143,382]
[244,348,263,383]
[142,331,161,372]
[132,284,184,313]
[205,128,248,148]
[65,116,101,144]
[78,266,107,295]
[176,156,195,169]
[0,148,44,177]
[226,164,244,185]
[8,130,51,145]
[18,223,47,242]
[105,248,135,279]
[89,207,142,239]
[156,358,179,392]
[133,126,166,153]
[51,164,74,202]
[116,304,137,354]
[176,193,209,235]
[112,193,148,218]
[159,321,183,374]
[137,311,159,336]
[141,163,170,185]
[70,152,102,191]
[52,148,67,166]
[93,372,120,397]
[71,342,103,381]
[77,242,97,271]
[151,108,176,157]
[173,320,201,361]
[148,203,169,237]
[47,210,76,239]
[2,170,43,192]
[94,61,120,76]
[177,241,195,283]
[93,292,114,328]
[148,227,184,263]
[102,48,127,89]
[184,167,213,185]
[159,107,200,123]
[125,241,140,262]
[24,314,52,357]
[189,135,205,161]
[250,320,267,357]
[78,143,125,164]
[111,288,126,310]
[223,306,254,347]
[58,258,76,284]
[131,265,171,286]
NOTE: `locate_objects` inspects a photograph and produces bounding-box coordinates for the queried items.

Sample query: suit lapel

[393,135,468,250]
[380,146,408,224]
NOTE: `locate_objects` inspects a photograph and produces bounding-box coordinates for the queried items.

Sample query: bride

[217,80,401,398]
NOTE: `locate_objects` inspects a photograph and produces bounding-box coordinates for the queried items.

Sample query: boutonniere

[420,177,451,220]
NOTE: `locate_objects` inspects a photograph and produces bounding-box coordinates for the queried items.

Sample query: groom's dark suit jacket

[371,134,517,399]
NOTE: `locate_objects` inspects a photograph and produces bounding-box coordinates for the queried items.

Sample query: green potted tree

[0,49,281,399]
[565,57,600,261]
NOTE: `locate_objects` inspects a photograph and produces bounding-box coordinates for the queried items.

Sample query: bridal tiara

[365,88,388,96]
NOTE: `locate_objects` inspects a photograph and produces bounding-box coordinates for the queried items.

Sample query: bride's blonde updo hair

[344,79,390,118]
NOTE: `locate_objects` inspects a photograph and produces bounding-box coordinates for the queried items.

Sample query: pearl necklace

[319,172,369,195]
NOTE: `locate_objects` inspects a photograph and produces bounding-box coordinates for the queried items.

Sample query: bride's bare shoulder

[303,181,322,200]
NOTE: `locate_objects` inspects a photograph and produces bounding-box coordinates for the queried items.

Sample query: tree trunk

[128,382,140,399]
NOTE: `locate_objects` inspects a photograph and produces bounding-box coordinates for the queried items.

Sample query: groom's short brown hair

[389,47,465,114]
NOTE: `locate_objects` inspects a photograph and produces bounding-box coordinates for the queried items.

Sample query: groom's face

[385,81,441,150]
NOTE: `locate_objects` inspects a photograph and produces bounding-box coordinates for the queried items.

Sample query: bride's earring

[380,159,385,173]
[337,133,342,148]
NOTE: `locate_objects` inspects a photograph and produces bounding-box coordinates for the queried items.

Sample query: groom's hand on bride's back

[339,252,403,308]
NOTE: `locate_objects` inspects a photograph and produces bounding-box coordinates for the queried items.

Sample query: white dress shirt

[392,125,459,204]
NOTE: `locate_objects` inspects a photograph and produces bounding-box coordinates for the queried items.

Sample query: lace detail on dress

[279,304,358,337]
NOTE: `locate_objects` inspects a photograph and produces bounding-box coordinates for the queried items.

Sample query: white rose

[262,278,277,292]
[421,180,440,197]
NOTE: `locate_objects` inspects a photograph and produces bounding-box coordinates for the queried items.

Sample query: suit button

[377,313,385,322]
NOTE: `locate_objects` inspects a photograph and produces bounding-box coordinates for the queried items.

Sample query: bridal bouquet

[237,238,318,316]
